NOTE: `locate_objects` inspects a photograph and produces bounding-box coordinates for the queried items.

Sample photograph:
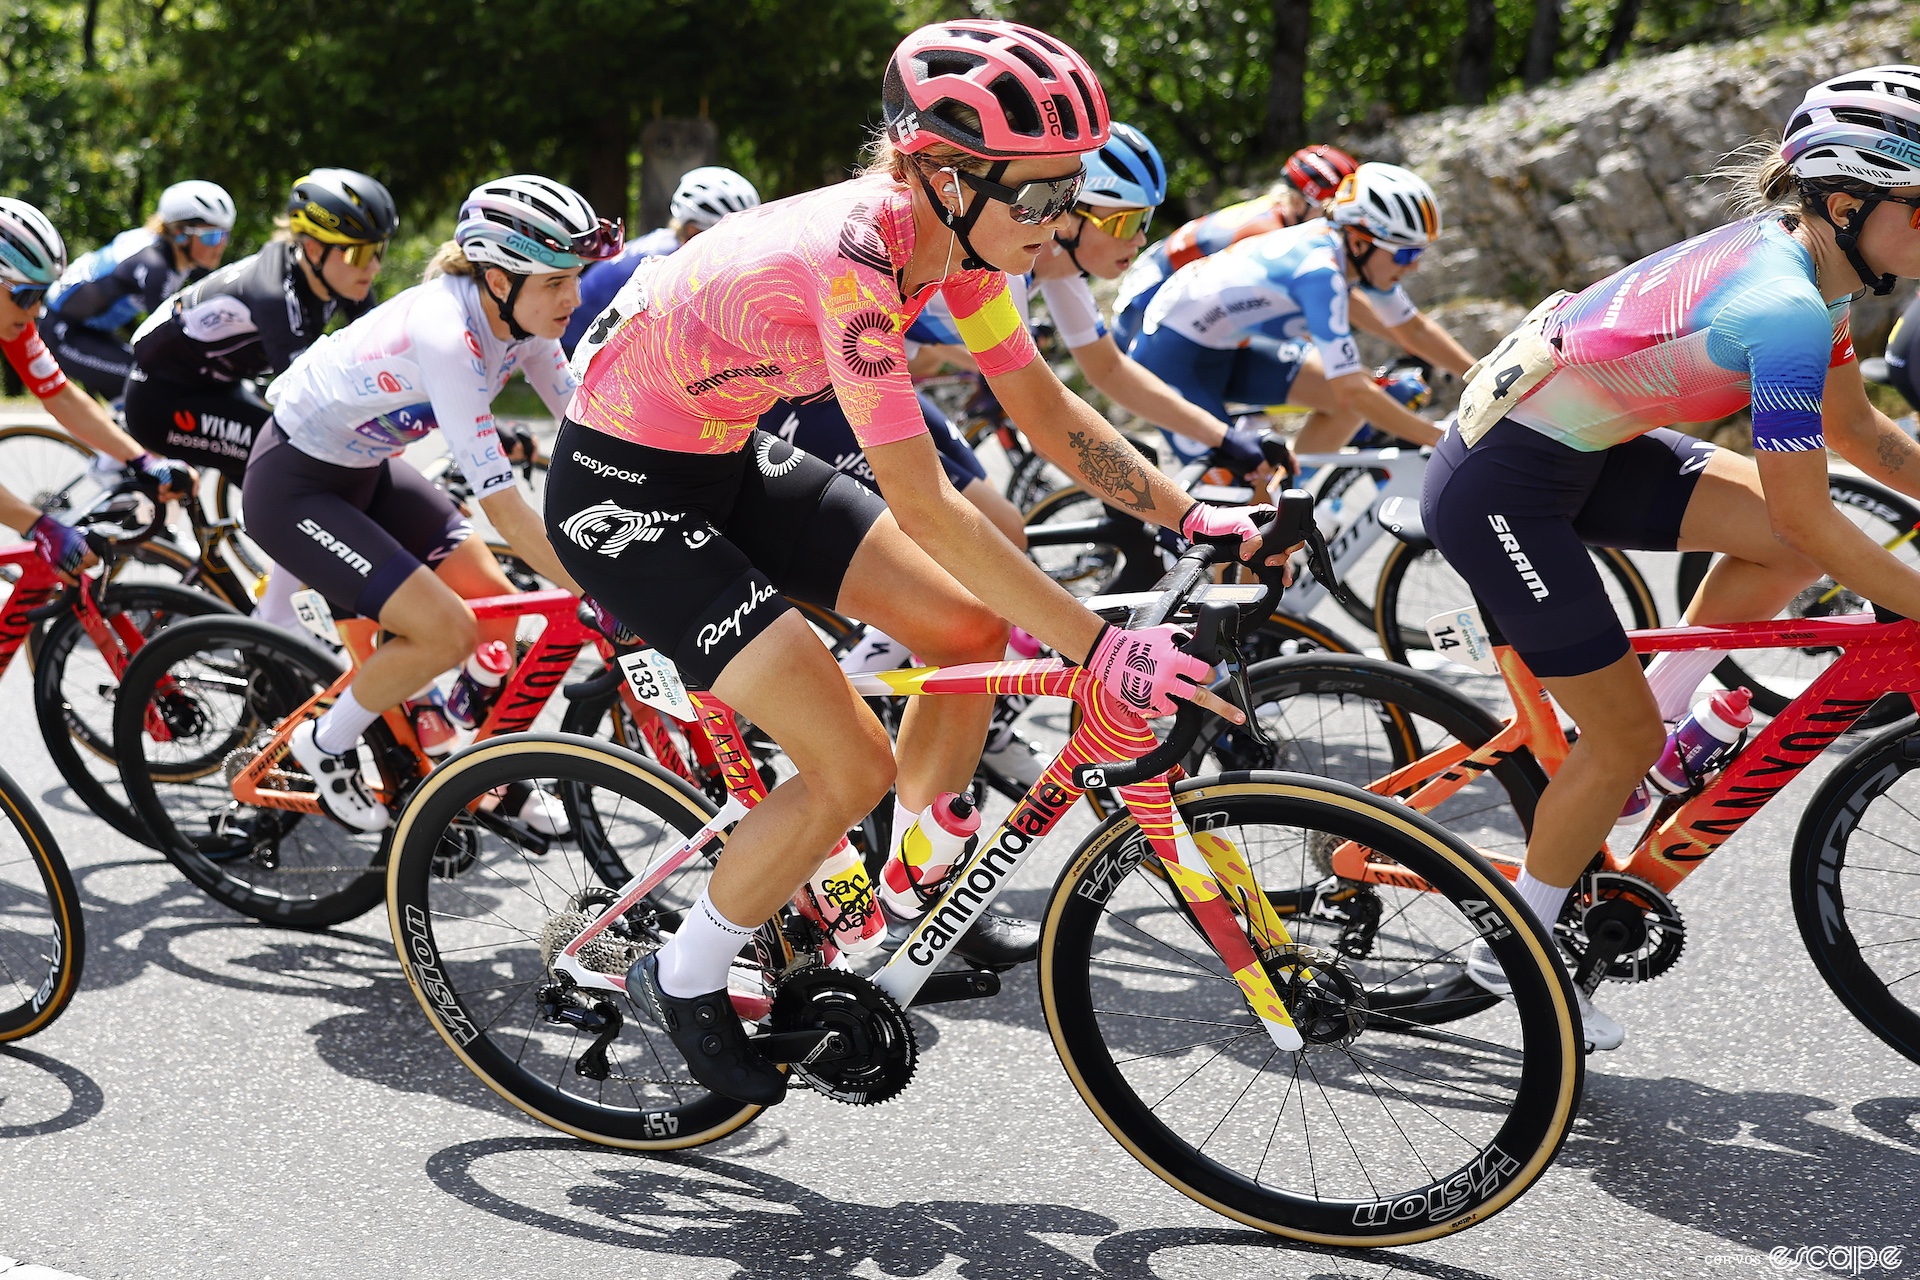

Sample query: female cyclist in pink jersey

[1421,66,1920,1050]
[547,20,1276,1106]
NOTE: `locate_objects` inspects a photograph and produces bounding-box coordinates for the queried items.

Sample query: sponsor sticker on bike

[290,589,341,647]
[618,648,695,721]
[1425,606,1498,674]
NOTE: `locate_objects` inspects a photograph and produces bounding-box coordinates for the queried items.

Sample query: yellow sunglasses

[340,239,389,268]
[1076,205,1155,240]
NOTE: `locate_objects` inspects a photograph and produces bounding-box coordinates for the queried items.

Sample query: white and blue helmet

[1080,123,1168,209]
[1783,65,1920,188]
[670,167,761,230]
[456,175,624,275]
[0,197,66,287]
[157,180,237,230]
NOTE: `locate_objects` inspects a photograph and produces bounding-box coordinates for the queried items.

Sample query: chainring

[770,967,916,1106]
[1554,870,1685,983]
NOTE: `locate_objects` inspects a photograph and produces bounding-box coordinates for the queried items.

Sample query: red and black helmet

[1284,145,1360,205]
[882,21,1112,161]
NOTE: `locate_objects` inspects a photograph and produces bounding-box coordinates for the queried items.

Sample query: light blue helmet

[1080,123,1168,210]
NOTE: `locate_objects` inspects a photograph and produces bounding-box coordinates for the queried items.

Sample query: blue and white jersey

[47,229,199,333]
[265,272,576,496]
[1139,219,1418,378]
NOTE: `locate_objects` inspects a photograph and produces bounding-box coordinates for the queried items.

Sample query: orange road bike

[1198,543,1920,1065]
[382,502,1584,1247]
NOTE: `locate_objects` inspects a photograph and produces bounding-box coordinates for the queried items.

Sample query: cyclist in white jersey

[1130,163,1475,461]
[247,175,622,831]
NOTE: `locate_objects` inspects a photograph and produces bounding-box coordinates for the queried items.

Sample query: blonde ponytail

[424,239,476,282]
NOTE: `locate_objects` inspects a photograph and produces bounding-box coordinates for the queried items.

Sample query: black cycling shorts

[41,316,133,404]
[1421,416,1715,678]
[545,421,887,689]
[124,367,272,486]
[757,389,987,494]
[241,420,471,619]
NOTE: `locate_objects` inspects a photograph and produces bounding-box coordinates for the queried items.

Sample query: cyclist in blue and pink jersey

[1127,163,1475,463]
[1112,144,1357,351]
[559,167,761,356]
[1424,66,1920,1050]
[546,21,1275,1108]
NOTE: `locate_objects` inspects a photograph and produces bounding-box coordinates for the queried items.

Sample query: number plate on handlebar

[1425,606,1499,675]
[617,648,696,721]
[1191,583,1266,606]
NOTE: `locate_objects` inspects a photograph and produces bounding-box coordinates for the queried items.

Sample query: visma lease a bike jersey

[1111,191,1304,342]
[569,173,1037,455]
[1511,216,1853,452]
[264,272,575,497]
[1139,219,1418,378]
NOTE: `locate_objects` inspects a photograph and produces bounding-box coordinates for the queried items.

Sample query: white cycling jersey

[264,272,575,497]
[1141,218,1417,378]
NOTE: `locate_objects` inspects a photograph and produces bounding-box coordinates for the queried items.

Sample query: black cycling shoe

[888,910,1040,971]
[626,953,786,1107]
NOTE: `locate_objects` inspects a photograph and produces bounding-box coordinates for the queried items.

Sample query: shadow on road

[1566,1074,1920,1251]
[423,1134,1508,1280]
[0,1043,103,1138]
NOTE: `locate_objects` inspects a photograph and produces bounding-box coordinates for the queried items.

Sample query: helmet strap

[1344,227,1382,286]
[1808,184,1896,297]
[913,160,1005,273]
[484,267,535,341]
[1055,213,1091,275]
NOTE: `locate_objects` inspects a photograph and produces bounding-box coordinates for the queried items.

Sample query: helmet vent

[1833,105,1920,141]
[1051,95,1082,141]
[1006,43,1056,81]
[988,73,1043,136]
[1068,71,1100,130]
[919,50,985,80]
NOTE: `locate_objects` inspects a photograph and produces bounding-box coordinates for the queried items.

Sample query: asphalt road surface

[3,516,1918,1280]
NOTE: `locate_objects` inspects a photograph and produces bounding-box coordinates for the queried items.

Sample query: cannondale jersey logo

[840,309,899,379]
[559,501,684,557]
[754,435,802,478]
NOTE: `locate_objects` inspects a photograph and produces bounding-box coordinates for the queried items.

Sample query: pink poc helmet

[882,20,1111,161]
[881,21,1112,270]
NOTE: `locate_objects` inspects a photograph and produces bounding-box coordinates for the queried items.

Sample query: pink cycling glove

[1179,502,1273,555]
[1085,622,1212,718]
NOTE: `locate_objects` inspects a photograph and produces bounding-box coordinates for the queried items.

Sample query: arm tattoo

[1067,428,1157,513]
[1876,423,1917,475]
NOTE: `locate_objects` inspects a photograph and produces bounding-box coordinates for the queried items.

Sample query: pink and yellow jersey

[1512,216,1854,453]
[570,173,1037,455]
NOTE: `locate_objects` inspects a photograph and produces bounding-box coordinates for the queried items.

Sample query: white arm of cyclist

[477,488,580,594]
[1069,334,1235,450]
[1822,355,1920,507]
[1348,291,1477,380]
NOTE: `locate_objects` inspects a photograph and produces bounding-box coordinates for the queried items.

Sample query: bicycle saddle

[1377,494,1434,553]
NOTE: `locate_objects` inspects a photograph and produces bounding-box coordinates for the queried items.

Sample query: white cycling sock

[657,889,757,998]
[1514,869,1572,930]
[890,796,923,863]
[255,563,302,631]
[1644,648,1727,722]
[313,687,382,757]
[840,627,908,675]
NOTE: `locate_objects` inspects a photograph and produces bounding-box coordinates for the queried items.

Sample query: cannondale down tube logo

[559,501,683,557]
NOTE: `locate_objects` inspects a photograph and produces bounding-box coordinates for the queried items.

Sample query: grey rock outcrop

[1348,1,1919,355]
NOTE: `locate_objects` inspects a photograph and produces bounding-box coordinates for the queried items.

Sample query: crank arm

[749,1028,841,1065]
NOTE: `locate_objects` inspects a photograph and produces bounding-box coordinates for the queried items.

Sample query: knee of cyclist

[425,606,481,668]
[1621,716,1667,777]
[817,737,896,822]
[922,605,1009,665]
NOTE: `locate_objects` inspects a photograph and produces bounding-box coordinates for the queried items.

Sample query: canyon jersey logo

[559,501,685,557]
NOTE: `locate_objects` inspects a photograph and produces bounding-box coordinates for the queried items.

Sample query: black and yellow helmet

[285,168,399,245]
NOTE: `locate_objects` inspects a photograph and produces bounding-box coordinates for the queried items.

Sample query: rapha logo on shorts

[754,435,802,479]
[559,501,684,557]
[698,580,778,653]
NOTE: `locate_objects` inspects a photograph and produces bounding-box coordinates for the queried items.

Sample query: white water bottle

[879,792,981,918]
[805,841,887,955]
[445,640,513,728]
